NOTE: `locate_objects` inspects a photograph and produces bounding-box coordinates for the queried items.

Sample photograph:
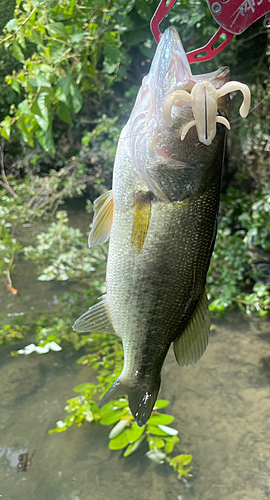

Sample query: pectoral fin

[73,294,118,336]
[173,290,210,366]
[88,190,113,248]
[132,192,152,252]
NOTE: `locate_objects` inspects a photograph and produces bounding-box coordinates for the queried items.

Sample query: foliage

[0,323,27,345]
[0,0,135,151]
[3,287,192,479]
[24,210,107,282]
[207,187,270,316]
[50,394,192,479]
[0,145,103,284]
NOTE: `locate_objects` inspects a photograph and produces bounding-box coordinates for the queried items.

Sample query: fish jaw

[120,26,194,200]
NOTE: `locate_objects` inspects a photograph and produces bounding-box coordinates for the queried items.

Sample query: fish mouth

[159,27,230,98]
[154,26,193,91]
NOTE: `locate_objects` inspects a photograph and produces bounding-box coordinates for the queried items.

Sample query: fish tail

[99,375,161,427]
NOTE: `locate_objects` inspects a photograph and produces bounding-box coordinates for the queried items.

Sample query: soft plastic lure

[163,80,251,146]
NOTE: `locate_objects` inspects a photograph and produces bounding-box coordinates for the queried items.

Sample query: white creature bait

[163,80,251,146]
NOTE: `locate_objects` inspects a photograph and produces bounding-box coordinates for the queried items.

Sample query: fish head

[121,26,230,200]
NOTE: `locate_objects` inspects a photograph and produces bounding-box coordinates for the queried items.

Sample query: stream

[0,211,270,500]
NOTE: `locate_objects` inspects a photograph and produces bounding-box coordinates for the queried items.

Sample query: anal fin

[173,289,210,366]
[72,294,118,336]
[88,190,113,248]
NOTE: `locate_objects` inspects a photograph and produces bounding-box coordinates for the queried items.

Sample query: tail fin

[99,375,161,427]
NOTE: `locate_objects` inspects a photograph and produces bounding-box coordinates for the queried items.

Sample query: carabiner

[150,0,233,63]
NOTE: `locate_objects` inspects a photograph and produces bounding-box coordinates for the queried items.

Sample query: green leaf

[35,94,50,131]
[35,125,55,154]
[148,414,175,426]
[104,41,120,64]
[28,31,44,47]
[170,454,192,468]
[100,408,127,425]
[253,281,267,297]
[55,75,83,114]
[135,0,152,20]
[69,80,83,114]
[63,0,76,16]
[128,422,145,442]
[148,435,165,450]
[0,116,12,140]
[73,383,96,393]
[153,400,169,409]
[147,425,170,437]
[47,22,68,39]
[109,418,129,439]
[29,75,51,88]
[17,115,35,147]
[158,425,178,436]
[18,100,32,116]
[56,102,72,124]
[6,19,18,32]
[86,63,96,79]
[164,436,179,454]
[123,435,145,457]
[109,426,140,450]
[49,426,67,434]
[103,61,118,75]
[11,78,20,94]
[164,441,174,453]
[70,30,85,43]
[12,41,24,63]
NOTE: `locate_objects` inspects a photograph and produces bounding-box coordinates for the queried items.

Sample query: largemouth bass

[74,27,250,426]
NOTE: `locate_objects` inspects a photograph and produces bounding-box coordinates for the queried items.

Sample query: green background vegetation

[0,0,270,479]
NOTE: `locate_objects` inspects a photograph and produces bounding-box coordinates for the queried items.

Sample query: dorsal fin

[88,191,113,248]
[72,294,118,336]
[132,192,152,252]
[173,290,210,366]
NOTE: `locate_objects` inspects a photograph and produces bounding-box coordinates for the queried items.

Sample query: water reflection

[0,214,270,499]
[0,446,25,471]
[0,314,269,500]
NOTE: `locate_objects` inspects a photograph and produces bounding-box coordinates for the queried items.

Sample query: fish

[73,27,250,426]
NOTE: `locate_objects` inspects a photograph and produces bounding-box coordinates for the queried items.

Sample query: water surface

[0,216,270,500]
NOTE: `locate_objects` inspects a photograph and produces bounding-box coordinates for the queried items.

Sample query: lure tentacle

[181,120,196,140]
[217,81,250,118]
[216,116,231,130]
[163,90,192,127]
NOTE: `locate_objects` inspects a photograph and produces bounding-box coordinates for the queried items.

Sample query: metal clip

[150,0,233,63]
[263,13,270,28]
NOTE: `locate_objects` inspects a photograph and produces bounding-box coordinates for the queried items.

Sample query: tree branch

[0,138,17,198]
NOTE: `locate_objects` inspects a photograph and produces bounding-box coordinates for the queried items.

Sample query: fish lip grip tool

[150,0,270,62]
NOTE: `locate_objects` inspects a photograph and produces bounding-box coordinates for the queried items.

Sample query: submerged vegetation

[0,0,270,481]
